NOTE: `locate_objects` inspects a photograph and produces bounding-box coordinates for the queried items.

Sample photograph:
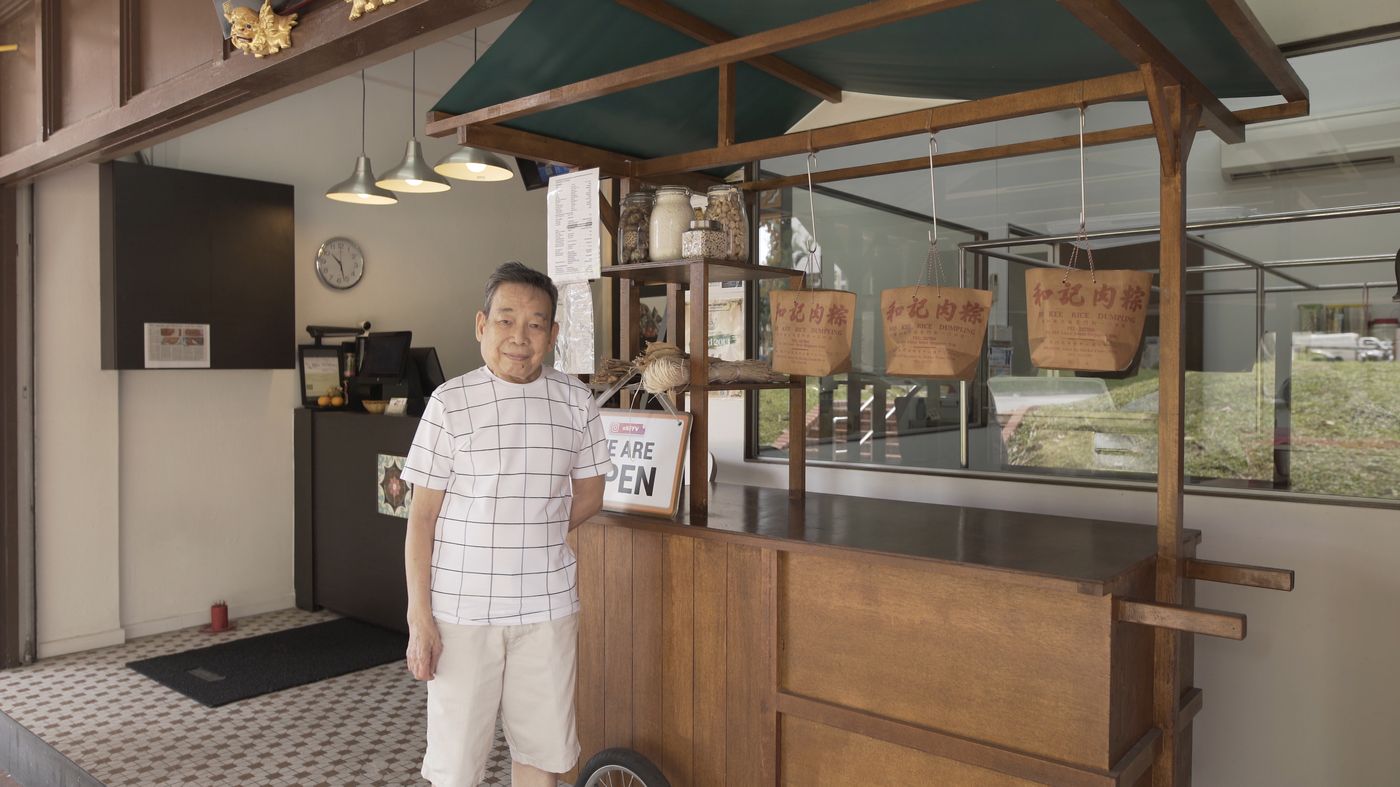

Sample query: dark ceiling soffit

[1279,20,1400,58]
[0,0,528,185]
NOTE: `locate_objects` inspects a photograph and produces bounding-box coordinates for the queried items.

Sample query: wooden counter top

[590,482,1198,596]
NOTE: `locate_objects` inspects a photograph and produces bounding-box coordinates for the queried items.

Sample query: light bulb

[358,193,370,200]
[406,178,422,187]
[467,162,487,173]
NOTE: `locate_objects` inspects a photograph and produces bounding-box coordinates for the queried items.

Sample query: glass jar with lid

[704,184,749,261]
[618,190,655,264]
[682,220,726,259]
[648,186,693,261]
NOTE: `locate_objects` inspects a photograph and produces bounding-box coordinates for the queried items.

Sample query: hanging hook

[924,132,944,290]
[804,151,820,263]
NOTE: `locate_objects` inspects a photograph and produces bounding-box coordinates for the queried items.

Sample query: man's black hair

[483,261,558,319]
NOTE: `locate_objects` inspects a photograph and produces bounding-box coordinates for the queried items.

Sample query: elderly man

[400,261,611,787]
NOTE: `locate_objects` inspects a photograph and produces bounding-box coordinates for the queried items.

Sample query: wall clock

[315,237,364,290]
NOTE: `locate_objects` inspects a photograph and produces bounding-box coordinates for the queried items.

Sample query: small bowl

[362,399,388,415]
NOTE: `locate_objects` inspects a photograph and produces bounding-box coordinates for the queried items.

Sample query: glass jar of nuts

[704,184,749,261]
[618,190,655,264]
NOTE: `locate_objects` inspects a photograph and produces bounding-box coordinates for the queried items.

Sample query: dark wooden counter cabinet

[575,485,1200,787]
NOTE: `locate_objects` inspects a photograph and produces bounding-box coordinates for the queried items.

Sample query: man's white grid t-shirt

[400,365,613,626]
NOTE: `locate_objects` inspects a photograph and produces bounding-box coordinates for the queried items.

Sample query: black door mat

[126,617,407,707]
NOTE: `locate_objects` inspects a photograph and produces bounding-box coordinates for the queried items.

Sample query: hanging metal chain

[804,151,821,290]
[1064,106,1097,284]
[922,133,945,290]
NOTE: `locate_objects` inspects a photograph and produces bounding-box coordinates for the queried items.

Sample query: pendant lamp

[327,71,398,205]
[377,51,451,194]
[434,30,514,183]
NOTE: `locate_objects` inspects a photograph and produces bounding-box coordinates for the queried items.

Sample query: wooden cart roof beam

[613,0,843,103]
[1057,0,1245,143]
[634,70,1150,176]
[425,0,977,136]
[741,99,1308,191]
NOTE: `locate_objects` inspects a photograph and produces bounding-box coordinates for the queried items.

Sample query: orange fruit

[317,395,331,407]
[330,396,345,407]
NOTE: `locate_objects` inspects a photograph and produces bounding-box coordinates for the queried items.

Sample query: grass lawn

[752,362,1400,500]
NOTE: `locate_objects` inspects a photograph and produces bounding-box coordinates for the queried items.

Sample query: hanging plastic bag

[1026,107,1152,372]
[882,134,992,380]
[770,153,858,377]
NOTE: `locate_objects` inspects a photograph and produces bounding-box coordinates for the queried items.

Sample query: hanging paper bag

[770,288,857,376]
[1025,266,1153,372]
[882,286,992,379]
[770,151,857,378]
[879,133,992,380]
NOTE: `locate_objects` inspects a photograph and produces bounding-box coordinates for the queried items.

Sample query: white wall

[115,47,546,636]
[33,165,124,657]
[32,30,548,646]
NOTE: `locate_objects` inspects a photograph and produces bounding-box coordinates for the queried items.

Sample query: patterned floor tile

[0,609,573,787]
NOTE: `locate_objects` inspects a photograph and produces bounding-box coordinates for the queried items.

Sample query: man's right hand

[406,615,443,681]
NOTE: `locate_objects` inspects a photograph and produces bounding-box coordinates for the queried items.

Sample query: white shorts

[421,614,580,787]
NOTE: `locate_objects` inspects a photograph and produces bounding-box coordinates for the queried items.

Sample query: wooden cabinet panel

[137,0,219,92]
[58,0,118,126]
[660,534,695,787]
[693,538,728,787]
[780,551,1115,768]
[572,522,606,783]
[725,543,767,787]
[631,530,664,762]
[0,7,39,155]
[780,716,1039,787]
[603,524,634,748]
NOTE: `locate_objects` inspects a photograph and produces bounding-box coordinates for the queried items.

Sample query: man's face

[476,282,558,384]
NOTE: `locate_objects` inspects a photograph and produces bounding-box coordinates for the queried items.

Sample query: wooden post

[1143,63,1201,787]
[718,63,736,147]
[618,180,643,362]
[689,261,709,517]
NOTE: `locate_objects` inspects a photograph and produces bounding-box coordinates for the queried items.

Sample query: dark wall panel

[0,8,39,155]
[58,0,119,126]
[137,0,219,92]
[101,161,294,370]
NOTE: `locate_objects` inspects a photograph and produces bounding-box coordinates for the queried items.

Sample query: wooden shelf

[689,380,797,392]
[602,257,804,285]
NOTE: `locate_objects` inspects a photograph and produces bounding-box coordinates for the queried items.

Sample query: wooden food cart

[426,1,1304,783]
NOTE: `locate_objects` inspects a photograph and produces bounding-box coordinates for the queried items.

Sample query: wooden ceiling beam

[634,70,1147,177]
[613,0,842,103]
[425,0,977,136]
[456,123,639,176]
[1057,0,1245,144]
[1205,0,1308,102]
[739,99,1307,191]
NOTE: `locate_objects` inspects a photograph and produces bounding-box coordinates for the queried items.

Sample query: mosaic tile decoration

[0,609,569,787]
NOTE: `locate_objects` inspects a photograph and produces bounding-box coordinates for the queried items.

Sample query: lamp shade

[434,146,514,182]
[377,139,452,193]
[326,156,398,205]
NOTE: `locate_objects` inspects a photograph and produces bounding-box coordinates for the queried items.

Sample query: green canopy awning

[432,0,1279,161]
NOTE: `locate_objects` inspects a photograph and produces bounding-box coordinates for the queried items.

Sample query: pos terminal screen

[357,331,412,380]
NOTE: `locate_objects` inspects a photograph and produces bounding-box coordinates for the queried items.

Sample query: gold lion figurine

[223,0,297,58]
[345,0,397,22]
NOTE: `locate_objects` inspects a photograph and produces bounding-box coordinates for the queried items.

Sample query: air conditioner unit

[1220,106,1400,181]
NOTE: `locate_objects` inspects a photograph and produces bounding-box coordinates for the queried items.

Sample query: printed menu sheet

[546,167,601,284]
[144,323,210,369]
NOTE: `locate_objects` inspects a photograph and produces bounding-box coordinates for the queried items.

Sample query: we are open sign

[599,410,691,517]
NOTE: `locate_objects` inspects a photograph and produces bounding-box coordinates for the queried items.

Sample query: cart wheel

[576,747,671,787]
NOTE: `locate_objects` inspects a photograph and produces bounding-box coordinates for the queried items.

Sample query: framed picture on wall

[298,345,344,406]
